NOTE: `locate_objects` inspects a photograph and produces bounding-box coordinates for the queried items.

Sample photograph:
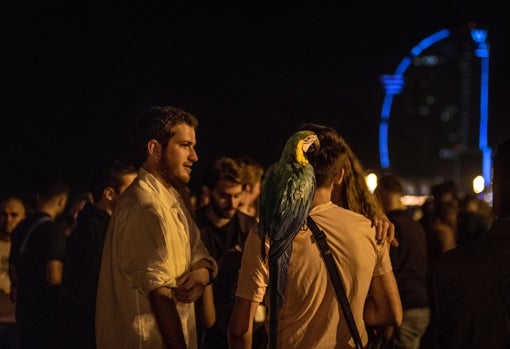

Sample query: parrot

[258,129,320,349]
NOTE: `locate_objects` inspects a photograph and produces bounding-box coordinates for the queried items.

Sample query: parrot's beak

[303,135,320,154]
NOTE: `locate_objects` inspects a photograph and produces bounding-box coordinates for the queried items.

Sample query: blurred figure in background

[0,195,28,349]
[419,180,458,233]
[375,174,430,349]
[8,176,70,349]
[195,156,261,348]
[56,159,137,348]
[456,193,491,246]
[433,135,510,348]
[426,200,458,264]
[236,156,264,220]
[60,192,94,237]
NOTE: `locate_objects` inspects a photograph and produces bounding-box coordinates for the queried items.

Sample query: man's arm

[363,271,403,327]
[149,286,187,349]
[228,296,261,349]
[46,260,63,285]
[196,284,215,329]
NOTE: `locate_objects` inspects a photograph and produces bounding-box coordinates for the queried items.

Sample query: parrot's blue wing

[268,161,315,257]
[258,130,319,349]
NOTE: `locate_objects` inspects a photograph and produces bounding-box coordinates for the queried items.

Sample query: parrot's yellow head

[295,131,319,164]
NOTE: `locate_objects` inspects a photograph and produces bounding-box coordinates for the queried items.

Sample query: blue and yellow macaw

[259,129,319,349]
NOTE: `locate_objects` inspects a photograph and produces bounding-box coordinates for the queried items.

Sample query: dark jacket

[56,203,110,349]
[433,218,510,349]
[387,209,430,309]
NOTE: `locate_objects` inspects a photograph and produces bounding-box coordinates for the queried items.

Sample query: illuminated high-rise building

[379,23,490,195]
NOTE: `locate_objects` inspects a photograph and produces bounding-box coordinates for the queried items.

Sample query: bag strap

[307,216,364,349]
[19,215,52,257]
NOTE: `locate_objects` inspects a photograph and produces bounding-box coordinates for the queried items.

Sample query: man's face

[158,123,198,185]
[209,179,244,220]
[0,198,26,234]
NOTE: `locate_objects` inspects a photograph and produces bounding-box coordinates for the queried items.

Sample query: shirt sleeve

[373,240,393,277]
[116,205,182,296]
[235,226,268,303]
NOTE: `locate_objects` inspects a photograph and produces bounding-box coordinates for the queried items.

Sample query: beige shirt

[236,201,392,348]
[96,168,217,349]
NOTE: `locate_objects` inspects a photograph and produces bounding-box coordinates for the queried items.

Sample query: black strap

[307,216,364,349]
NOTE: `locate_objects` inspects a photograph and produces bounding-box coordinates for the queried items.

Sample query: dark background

[2,2,508,198]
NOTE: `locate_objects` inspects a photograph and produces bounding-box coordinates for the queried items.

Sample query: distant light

[473,175,485,194]
[366,173,378,193]
[425,95,436,105]
[439,148,454,159]
[417,105,431,116]
[402,195,429,206]
[413,55,439,66]
[396,29,450,74]
[440,111,452,121]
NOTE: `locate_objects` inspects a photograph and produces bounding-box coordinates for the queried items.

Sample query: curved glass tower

[379,23,490,194]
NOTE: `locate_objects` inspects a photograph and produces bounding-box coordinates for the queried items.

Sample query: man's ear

[55,194,68,213]
[334,168,345,185]
[103,187,116,201]
[147,139,161,160]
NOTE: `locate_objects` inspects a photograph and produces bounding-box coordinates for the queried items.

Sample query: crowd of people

[0,105,507,349]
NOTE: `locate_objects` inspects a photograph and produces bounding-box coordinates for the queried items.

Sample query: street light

[366,173,378,193]
[473,175,485,194]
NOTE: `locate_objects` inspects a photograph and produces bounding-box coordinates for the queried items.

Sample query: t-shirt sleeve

[373,241,393,277]
[235,226,268,303]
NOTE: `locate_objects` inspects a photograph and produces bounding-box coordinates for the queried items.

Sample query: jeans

[394,307,430,349]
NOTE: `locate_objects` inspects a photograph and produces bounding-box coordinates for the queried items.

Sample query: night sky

[3,2,508,198]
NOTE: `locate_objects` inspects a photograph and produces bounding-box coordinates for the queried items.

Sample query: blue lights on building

[378,25,492,191]
[471,28,491,184]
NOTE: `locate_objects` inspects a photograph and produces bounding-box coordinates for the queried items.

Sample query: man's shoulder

[236,211,258,231]
[115,181,162,209]
[335,205,372,224]
[436,237,485,269]
[312,203,373,230]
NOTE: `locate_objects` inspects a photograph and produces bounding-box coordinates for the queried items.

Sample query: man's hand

[171,268,209,303]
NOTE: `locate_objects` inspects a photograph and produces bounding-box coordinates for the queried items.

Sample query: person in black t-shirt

[8,176,69,349]
[56,159,137,349]
[195,156,262,349]
[375,174,430,349]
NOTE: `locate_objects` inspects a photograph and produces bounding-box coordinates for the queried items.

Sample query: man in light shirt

[96,106,218,349]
